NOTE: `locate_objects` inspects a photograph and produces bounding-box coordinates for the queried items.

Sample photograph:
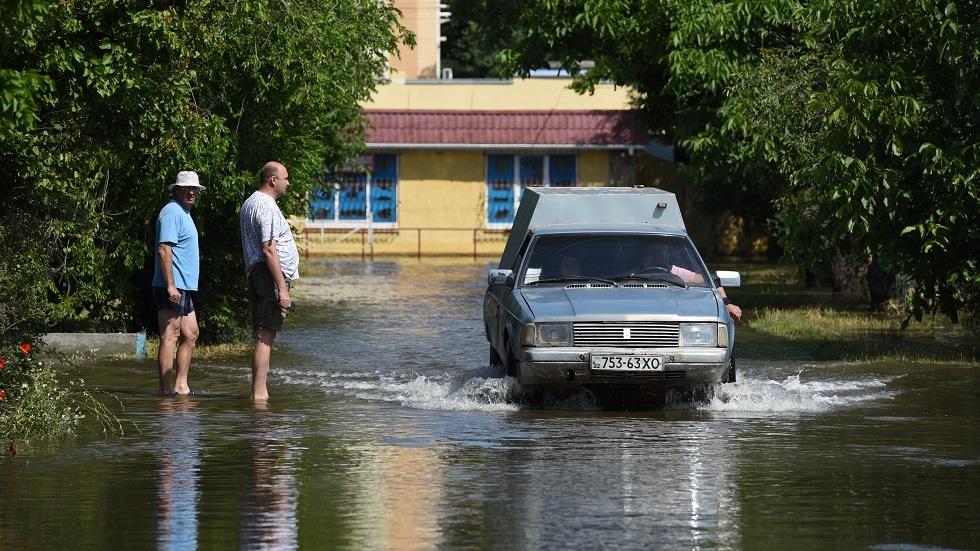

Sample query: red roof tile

[364,110,647,148]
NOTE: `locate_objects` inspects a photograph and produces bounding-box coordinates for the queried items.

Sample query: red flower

[0,390,6,400]
[19,342,31,355]
[0,358,5,369]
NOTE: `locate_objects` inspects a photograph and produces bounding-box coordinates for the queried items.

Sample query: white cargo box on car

[498,187,686,269]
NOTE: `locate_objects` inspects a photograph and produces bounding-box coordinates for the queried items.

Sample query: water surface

[3,259,979,550]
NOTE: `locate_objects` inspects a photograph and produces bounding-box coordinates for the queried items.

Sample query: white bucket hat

[169,171,205,190]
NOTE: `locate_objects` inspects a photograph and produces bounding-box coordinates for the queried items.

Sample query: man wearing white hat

[152,170,204,396]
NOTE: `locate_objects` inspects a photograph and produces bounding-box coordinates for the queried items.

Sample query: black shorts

[247,262,285,332]
[153,286,195,316]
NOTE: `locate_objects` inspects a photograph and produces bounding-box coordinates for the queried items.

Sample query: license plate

[590,354,664,371]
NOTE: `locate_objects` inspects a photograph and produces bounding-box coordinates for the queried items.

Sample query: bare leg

[157,309,181,395]
[173,310,199,395]
[252,328,277,401]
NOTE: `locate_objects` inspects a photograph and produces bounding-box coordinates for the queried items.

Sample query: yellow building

[301,0,684,258]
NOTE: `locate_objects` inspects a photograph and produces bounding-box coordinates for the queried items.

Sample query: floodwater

[3,259,980,550]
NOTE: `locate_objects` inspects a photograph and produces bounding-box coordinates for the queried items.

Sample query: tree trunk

[867,255,895,310]
[831,250,865,300]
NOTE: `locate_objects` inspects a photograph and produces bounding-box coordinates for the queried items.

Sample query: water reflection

[156,397,201,551]
[240,402,300,550]
[348,438,445,548]
[505,417,742,549]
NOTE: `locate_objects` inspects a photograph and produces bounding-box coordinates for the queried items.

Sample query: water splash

[703,371,898,413]
[277,366,520,412]
[275,363,899,414]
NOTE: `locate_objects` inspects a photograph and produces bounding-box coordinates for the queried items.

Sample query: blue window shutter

[371,154,397,222]
[549,155,576,187]
[487,154,515,223]
[338,172,368,220]
[520,156,544,186]
[309,185,334,221]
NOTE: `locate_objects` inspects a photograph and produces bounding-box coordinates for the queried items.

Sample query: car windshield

[519,233,712,288]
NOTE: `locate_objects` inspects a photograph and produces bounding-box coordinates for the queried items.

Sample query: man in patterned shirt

[240,161,299,401]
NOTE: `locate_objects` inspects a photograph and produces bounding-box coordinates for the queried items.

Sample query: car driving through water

[483,187,740,398]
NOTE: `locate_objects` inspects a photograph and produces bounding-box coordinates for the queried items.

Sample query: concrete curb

[42,332,147,358]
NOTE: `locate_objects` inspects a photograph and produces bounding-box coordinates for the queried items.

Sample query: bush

[0,342,122,455]
[0,217,122,454]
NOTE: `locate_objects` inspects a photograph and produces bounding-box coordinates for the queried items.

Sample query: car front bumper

[518,347,730,390]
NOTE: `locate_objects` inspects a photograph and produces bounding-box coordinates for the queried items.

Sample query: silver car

[483,187,739,397]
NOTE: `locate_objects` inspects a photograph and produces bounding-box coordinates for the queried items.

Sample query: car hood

[518,286,720,321]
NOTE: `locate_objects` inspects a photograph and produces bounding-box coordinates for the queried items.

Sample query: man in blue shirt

[152,171,204,396]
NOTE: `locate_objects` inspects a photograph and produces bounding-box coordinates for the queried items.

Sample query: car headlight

[522,323,573,347]
[679,323,717,347]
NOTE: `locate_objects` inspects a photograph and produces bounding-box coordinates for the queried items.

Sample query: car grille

[574,322,680,348]
[588,370,687,382]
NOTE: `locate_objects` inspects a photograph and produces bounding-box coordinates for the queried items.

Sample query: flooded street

[3,259,980,549]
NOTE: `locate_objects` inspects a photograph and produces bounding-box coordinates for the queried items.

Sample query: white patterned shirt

[240,191,299,280]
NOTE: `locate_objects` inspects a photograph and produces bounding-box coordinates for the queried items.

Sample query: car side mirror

[715,270,741,288]
[488,269,515,287]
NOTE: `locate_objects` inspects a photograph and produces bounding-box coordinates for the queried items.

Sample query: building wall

[364,79,634,110]
[577,150,610,187]
[399,151,484,229]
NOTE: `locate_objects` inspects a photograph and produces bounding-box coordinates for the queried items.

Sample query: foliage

[441,0,526,78]
[0,212,61,347]
[0,341,122,450]
[478,0,979,328]
[0,0,412,342]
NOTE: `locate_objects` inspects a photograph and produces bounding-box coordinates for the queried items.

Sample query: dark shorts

[152,286,195,316]
[247,262,284,333]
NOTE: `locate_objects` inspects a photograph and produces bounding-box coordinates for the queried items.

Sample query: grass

[142,338,253,362]
[724,263,979,364]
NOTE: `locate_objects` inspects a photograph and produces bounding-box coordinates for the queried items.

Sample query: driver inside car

[559,255,582,277]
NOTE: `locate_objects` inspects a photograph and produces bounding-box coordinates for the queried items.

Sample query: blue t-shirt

[152,200,200,291]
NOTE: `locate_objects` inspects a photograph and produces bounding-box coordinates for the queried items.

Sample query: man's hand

[278,288,292,310]
[167,285,182,304]
[726,303,742,322]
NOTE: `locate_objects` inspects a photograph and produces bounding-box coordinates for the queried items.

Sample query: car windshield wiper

[612,272,688,288]
[524,275,620,287]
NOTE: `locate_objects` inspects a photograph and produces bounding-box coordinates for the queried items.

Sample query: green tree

[0,0,412,342]
[478,0,979,327]
[441,0,525,78]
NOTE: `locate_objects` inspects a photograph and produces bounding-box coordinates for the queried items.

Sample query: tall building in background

[385,0,448,79]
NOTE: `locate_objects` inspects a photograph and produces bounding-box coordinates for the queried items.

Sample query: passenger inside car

[639,246,704,283]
